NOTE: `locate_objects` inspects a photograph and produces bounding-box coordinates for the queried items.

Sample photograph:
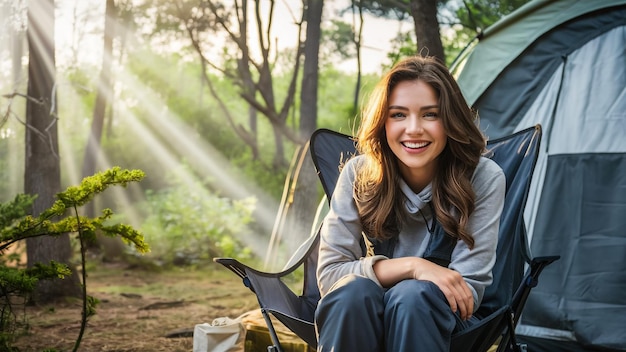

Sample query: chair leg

[507,312,522,352]
[495,309,523,352]
[261,308,284,352]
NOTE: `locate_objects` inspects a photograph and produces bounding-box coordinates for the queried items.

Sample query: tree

[358,0,445,62]
[207,0,307,166]
[284,0,325,259]
[144,0,305,167]
[178,0,262,160]
[24,0,80,302]
[357,0,534,65]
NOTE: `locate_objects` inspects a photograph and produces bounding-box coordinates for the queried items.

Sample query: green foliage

[384,31,420,69]
[0,167,147,351]
[140,167,255,266]
[0,194,34,229]
[322,20,357,61]
[317,67,368,132]
[354,0,411,20]
[452,0,532,32]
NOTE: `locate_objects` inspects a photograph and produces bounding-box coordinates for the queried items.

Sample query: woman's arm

[317,157,388,296]
[373,256,475,320]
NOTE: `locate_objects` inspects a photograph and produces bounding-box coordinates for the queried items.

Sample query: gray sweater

[316,155,506,311]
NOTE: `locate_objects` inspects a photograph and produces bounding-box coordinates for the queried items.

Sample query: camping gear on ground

[192,310,311,352]
[216,125,558,352]
[452,1,626,350]
[193,314,246,352]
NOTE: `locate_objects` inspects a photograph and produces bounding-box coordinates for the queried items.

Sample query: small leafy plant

[0,167,148,351]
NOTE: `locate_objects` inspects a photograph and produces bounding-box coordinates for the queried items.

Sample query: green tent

[453,1,626,351]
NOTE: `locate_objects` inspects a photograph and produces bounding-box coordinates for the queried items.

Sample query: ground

[11,261,300,352]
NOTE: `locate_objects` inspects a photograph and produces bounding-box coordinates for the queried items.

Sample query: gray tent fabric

[525,153,626,349]
[453,1,626,351]
[471,8,626,137]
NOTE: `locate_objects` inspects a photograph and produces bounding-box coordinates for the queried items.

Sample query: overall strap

[422,220,457,267]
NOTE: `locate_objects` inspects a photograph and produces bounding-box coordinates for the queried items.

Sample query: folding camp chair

[215,124,559,352]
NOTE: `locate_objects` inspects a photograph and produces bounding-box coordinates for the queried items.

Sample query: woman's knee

[317,275,382,314]
[316,275,386,351]
[385,280,447,308]
[383,280,456,335]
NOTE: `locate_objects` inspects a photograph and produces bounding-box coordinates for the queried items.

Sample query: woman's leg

[315,274,384,352]
[383,280,457,352]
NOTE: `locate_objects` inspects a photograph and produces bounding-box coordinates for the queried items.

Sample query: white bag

[193,315,246,352]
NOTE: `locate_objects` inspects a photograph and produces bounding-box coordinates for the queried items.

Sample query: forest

[0,0,529,351]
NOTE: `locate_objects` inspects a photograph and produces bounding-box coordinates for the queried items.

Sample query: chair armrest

[510,255,560,322]
[527,256,560,287]
[214,257,303,315]
[214,257,303,279]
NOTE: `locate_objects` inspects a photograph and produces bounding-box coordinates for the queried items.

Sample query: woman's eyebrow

[388,105,439,110]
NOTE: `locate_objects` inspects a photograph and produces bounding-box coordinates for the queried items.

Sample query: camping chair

[215,124,559,352]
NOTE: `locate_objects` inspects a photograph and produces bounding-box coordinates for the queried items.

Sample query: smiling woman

[315,56,505,351]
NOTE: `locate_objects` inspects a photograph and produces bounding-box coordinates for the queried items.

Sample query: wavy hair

[355,56,485,248]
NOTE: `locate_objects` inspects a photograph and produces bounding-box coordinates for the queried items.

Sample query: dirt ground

[11,261,289,352]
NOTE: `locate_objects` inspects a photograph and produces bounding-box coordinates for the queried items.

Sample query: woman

[315,56,506,351]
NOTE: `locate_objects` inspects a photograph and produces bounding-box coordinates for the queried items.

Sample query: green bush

[140,172,255,266]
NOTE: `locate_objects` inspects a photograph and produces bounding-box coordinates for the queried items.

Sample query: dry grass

[12,261,261,352]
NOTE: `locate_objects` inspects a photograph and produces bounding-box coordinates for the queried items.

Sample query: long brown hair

[355,56,485,248]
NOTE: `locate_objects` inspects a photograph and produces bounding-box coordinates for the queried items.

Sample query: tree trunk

[272,124,286,169]
[238,1,259,160]
[352,0,364,115]
[25,0,80,303]
[410,0,445,61]
[299,0,323,139]
[287,0,325,248]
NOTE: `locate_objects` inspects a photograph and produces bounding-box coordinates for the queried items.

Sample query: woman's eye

[390,112,405,119]
[423,111,438,119]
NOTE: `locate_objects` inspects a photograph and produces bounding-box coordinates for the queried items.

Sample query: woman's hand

[412,259,474,320]
[373,257,474,320]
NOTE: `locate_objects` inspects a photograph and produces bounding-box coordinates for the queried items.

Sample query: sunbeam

[110,68,304,263]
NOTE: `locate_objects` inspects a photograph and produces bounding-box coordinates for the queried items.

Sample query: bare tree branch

[2,91,60,159]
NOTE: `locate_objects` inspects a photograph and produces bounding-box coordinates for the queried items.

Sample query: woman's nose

[406,116,423,134]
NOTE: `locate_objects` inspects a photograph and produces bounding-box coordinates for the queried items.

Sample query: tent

[452,1,626,351]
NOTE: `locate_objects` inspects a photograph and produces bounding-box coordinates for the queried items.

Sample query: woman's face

[384,79,447,191]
